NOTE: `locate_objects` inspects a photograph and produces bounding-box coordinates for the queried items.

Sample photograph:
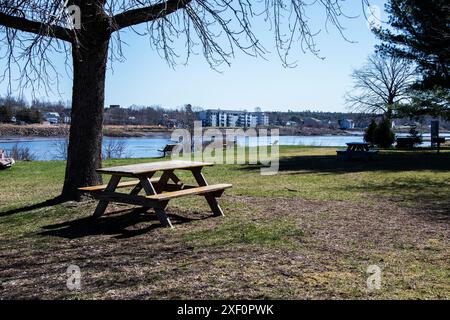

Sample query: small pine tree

[374,118,395,148]
[364,119,377,145]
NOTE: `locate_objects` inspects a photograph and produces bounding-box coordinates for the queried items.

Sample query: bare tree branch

[112,0,192,30]
[0,12,73,42]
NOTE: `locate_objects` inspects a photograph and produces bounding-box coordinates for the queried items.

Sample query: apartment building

[199,109,269,127]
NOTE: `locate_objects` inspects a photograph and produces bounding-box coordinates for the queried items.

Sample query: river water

[0,132,447,161]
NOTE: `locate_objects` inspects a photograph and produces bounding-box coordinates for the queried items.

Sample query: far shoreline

[0,123,443,139]
[0,123,364,138]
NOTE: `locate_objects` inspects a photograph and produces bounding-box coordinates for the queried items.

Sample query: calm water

[0,133,447,161]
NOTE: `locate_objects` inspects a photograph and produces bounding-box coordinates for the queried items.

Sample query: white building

[199,109,269,128]
[338,119,355,129]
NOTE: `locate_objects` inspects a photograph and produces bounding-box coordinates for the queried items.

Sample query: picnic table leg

[93,175,121,218]
[140,177,173,228]
[154,201,172,228]
[167,171,184,189]
[130,172,155,196]
[191,169,225,217]
[129,183,143,196]
[154,170,174,193]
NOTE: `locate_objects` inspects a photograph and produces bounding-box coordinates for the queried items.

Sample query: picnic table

[79,160,232,228]
[336,142,378,160]
[431,136,446,154]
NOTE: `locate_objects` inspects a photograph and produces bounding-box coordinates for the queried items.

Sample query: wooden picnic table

[79,160,232,228]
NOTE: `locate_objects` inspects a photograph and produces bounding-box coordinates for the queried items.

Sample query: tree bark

[61,38,110,200]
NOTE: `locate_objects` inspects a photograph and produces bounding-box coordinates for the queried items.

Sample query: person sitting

[0,149,15,169]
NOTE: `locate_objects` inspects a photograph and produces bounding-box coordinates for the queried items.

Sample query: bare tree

[345,53,417,118]
[0,0,368,199]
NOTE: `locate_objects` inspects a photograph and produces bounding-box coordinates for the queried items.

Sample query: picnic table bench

[158,144,178,157]
[79,160,232,228]
[337,142,378,160]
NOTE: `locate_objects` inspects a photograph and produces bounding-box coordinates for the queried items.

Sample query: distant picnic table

[79,160,232,228]
[337,142,378,160]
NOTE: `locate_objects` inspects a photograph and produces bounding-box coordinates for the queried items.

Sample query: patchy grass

[0,146,449,299]
[183,219,303,249]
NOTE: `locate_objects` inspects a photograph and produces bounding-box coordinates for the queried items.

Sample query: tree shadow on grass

[241,150,450,221]
[0,196,65,217]
[40,207,210,239]
[342,176,450,221]
[242,150,450,174]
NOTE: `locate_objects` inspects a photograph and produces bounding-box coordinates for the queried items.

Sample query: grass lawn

[0,146,449,299]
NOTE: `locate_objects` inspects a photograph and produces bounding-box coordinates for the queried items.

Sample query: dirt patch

[0,196,448,299]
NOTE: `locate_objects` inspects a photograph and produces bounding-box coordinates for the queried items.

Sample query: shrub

[6,144,36,161]
[51,139,69,160]
[364,119,377,145]
[102,139,127,159]
[374,118,395,148]
[15,108,41,124]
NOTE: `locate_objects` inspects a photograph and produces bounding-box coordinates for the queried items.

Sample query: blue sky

[1,0,387,112]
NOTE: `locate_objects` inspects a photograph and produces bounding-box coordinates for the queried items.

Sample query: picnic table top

[346,142,369,146]
[96,160,213,176]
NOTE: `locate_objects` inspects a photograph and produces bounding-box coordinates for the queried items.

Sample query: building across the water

[199,109,269,128]
[338,119,355,129]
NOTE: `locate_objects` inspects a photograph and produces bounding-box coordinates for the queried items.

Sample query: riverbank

[1,123,444,139]
[0,124,172,138]
[1,124,360,138]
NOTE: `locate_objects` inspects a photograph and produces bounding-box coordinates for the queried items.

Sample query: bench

[146,184,232,201]
[78,178,158,192]
[158,144,178,157]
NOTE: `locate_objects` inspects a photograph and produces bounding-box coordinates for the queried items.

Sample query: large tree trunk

[61,39,110,200]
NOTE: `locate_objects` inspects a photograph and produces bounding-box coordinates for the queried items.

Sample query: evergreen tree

[374,0,449,118]
[364,120,378,145]
[374,118,395,148]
